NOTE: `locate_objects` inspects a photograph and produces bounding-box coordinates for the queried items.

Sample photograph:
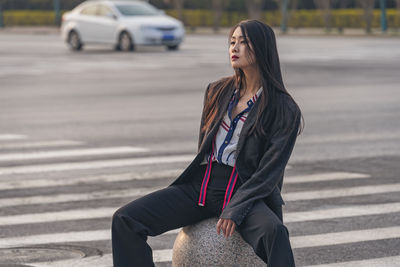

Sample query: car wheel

[167,45,179,51]
[68,30,83,51]
[118,31,134,52]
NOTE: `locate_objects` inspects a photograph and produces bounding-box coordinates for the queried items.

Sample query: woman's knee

[112,206,125,222]
[271,221,289,237]
[258,216,285,236]
[112,203,141,230]
[112,205,130,229]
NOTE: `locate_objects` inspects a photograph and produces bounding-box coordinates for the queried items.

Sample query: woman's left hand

[216,218,236,238]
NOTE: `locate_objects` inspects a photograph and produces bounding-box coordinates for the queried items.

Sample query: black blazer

[170,78,301,226]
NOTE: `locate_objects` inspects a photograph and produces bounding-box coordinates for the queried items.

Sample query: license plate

[162,34,175,41]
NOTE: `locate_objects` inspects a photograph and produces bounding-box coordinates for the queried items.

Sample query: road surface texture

[0,32,399,266]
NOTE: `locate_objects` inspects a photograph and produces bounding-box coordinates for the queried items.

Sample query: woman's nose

[231,44,238,53]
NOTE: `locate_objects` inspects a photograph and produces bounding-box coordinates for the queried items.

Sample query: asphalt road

[0,32,399,266]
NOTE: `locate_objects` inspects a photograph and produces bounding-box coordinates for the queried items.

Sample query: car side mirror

[106,12,117,20]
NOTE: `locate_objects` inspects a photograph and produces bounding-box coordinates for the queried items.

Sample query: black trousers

[112,163,295,267]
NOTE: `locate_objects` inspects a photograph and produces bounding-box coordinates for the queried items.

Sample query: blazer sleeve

[197,83,211,152]
[219,102,301,226]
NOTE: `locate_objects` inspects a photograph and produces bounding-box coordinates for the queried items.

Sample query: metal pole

[280,0,289,33]
[380,0,387,32]
[53,0,60,26]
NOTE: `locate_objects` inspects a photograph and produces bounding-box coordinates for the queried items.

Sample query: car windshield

[115,3,160,16]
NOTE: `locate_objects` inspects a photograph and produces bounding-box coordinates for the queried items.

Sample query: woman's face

[229,26,256,69]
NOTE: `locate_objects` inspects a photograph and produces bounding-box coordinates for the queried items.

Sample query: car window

[98,5,115,18]
[80,4,98,16]
[115,3,159,16]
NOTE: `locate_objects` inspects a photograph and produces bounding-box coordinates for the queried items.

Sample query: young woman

[112,19,304,267]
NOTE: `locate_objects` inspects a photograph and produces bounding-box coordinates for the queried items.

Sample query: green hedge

[3,10,57,26]
[2,9,400,28]
[169,9,400,28]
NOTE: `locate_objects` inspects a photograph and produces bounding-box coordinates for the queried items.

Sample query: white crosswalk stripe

[0,146,149,162]
[284,172,370,184]
[0,187,163,208]
[28,251,168,267]
[284,183,400,201]
[0,154,195,175]
[1,199,400,227]
[3,226,400,263]
[0,140,85,150]
[31,254,400,267]
[0,169,184,190]
[0,229,180,249]
[1,180,398,209]
[303,255,400,267]
[0,170,368,190]
[0,134,27,141]
[0,136,398,266]
[291,226,400,248]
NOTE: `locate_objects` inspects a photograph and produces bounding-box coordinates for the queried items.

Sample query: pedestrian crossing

[0,146,149,162]
[0,133,399,266]
[0,154,194,175]
[0,134,27,141]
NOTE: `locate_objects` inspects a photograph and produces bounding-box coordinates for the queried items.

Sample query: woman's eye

[230,41,235,45]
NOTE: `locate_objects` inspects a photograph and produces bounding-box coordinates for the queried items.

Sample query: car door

[76,4,100,43]
[93,4,119,44]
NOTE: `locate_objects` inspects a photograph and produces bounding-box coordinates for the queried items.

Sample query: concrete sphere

[172,217,266,267]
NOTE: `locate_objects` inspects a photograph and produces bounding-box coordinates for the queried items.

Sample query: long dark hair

[202,19,304,138]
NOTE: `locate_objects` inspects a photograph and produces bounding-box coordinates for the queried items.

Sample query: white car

[61,0,185,51]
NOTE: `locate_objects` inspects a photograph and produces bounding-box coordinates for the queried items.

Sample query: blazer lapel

[234,95,261,159]
[197,82,262,159]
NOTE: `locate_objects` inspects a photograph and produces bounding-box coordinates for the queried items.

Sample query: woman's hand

[216,218,236,238]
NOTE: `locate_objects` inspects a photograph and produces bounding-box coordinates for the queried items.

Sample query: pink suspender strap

[222,165,238,211]
[198,140,214,206]
[198,139,239,211]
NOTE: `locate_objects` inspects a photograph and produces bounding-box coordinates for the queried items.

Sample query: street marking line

[29,253,400,267]
[0,229,180,249]
[284,183,400,201]
[0,230,110,248]
[298,132,400,145]
[0,140,85,150]
[1,182,399,209]
[303,255,400,267]
[284,202,400,223]
[28,250,171,267]
[284,172,370,184]
[2,226,400,259]
[0,170,367,190]
[0,155,195,175]
[0,187,163,208]
[0,169,184,190]
[0,207,116,226]
[0,134,27,141]
[0,146,149,161]
[1,202,400,227]
[291,226,400,249]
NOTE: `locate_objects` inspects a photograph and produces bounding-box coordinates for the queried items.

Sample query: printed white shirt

[200,87,263,167]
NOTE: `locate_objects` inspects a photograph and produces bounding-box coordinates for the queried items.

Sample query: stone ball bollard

[172,217,267,267]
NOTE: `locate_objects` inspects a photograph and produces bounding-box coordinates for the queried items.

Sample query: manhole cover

[0,246,85,264]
